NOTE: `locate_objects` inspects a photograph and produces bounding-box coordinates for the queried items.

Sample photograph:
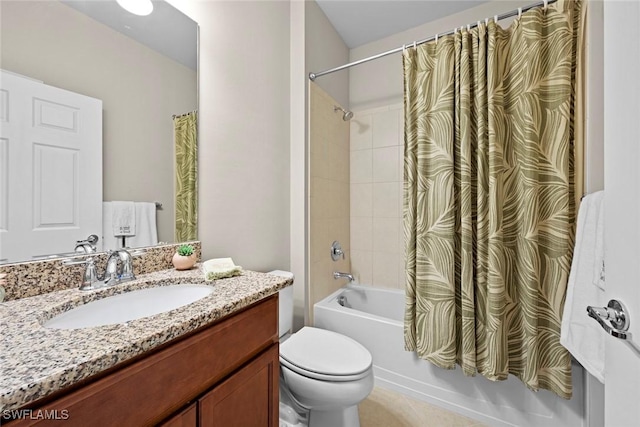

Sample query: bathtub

[314,285,588,427]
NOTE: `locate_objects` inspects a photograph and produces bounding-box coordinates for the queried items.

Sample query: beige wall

[305,0,350,107]
[309,82,350,323]
[0,1,197,244]
[167,1,291,272]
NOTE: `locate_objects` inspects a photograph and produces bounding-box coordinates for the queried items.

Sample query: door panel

[603,1,640,425]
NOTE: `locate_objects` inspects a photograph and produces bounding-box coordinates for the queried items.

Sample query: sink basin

[44,284,214,329]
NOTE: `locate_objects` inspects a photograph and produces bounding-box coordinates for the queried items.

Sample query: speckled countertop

[0,267,293,411]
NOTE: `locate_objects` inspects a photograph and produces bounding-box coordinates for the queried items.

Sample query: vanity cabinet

[9,295,279,427]
[197,345,279,426]
[160,404,197,427]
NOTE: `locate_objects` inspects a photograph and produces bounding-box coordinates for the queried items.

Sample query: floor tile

[359,387,486,427]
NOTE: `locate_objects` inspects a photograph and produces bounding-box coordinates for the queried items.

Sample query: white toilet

[269,271,374,427]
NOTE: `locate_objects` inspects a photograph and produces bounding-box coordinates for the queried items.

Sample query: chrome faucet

[74,234,99,254]
[333,271,354,282]
[63,249,137,291]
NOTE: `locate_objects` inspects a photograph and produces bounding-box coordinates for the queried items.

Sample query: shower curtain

[403,0,584,398]
[174,111,198,242]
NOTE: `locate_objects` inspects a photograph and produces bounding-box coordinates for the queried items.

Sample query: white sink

[44,284,214,329]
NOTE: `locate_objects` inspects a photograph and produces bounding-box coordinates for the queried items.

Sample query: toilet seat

[280,327,372,382]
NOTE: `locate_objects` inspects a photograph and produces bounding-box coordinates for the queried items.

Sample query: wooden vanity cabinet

[196,344,279,426]
[10,295,279,427]
[160,403,197,427]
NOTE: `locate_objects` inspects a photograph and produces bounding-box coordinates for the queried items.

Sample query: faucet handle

[62,257,98,290]
[331,241,345,261]
[118,249,136,282]
[80,258,99,290]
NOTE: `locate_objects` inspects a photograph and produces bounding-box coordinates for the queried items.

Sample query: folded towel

[560,191,605,383]
[112,201,136,236]
[125,202,158,248]
[203,257,243,281]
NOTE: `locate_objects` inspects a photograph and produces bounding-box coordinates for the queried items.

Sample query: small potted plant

[172,244,197,270]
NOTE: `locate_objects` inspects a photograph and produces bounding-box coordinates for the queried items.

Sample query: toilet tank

[267,270,294,338]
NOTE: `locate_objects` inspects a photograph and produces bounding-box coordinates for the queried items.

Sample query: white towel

[112,201,136,236]
[124,202,158,248]
[102,202,122,251]
[593,197,605,290]
[560,191,605,383]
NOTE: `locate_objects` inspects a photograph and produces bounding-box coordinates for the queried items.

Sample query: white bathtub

[314,285,587,427]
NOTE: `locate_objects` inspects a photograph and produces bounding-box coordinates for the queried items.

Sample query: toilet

[268,271,374,427]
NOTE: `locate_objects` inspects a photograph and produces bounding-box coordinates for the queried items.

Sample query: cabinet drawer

[11,296,277,426]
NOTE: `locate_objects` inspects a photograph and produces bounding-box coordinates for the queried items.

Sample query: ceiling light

[116,0,153,16]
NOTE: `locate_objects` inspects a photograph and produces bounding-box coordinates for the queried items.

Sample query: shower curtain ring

[543,0,548,10]
[435,33,438,44]
[413,41,417,49]
[518,7,522,18]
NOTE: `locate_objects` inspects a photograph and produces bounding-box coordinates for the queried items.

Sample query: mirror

[0,0,198,264]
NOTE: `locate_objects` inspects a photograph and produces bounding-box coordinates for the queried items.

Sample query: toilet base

[308,405,360,427]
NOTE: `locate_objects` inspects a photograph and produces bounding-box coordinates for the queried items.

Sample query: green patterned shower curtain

[403,0,584,398]
[174,111,198,242]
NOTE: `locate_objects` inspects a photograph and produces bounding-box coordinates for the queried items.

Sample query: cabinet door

[160,403,197,427]
[199,344,279,427]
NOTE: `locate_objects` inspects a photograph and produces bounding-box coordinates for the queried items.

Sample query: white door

[0,70,102,263]
[602,1,640,425]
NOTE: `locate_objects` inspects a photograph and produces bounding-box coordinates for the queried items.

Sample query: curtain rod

[309,0,557,81]
[172,110,197,119]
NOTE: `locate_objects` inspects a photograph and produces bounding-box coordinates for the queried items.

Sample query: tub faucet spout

[333,271,354,282]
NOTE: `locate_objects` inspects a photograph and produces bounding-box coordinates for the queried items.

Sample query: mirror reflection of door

[0,70,102,263]
[0,0,198,264]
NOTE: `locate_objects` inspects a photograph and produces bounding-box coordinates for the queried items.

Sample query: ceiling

[60,1,491,67]
[316,0,490,48]
[61,0,197,70]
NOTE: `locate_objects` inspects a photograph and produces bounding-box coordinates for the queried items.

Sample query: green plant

[176,244,194,257]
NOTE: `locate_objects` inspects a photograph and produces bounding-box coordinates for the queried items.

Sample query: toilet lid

[280,327,372,381]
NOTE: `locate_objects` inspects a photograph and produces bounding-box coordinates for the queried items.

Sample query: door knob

[587,299,630,340]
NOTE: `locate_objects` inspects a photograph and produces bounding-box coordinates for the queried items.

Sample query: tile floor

[359,387,488,427]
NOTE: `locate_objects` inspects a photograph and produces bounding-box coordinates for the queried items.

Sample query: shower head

[334,105,353,121]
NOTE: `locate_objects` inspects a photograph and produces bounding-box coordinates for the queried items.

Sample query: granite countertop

[0,267,293,411]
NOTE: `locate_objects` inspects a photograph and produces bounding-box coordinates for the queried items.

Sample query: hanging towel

[124,202,158,248]
[102,202,122,251]
[560,191,605,383]
[112,201,136,236]
[593,198,606,290]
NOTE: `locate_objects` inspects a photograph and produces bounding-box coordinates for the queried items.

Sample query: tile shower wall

[350,104,405,289]
[309,82,351,324]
